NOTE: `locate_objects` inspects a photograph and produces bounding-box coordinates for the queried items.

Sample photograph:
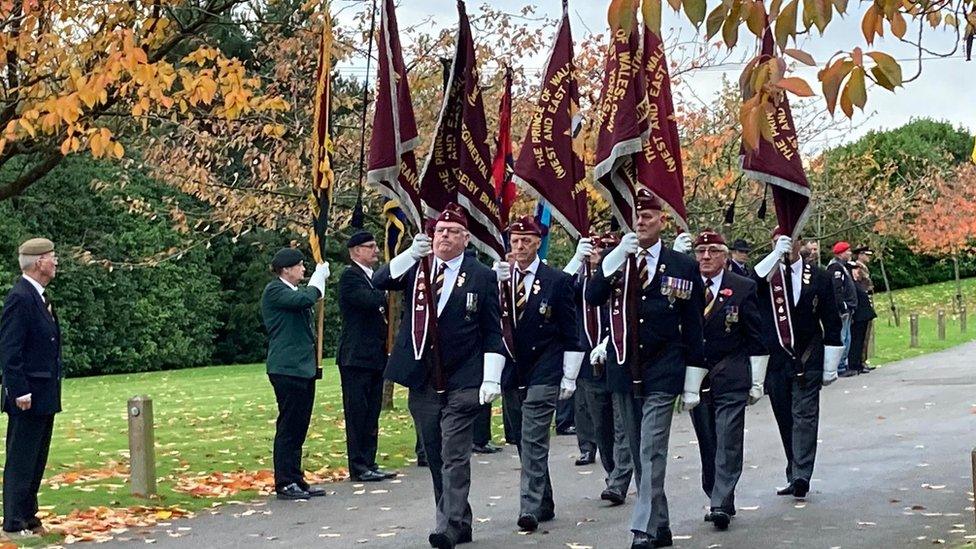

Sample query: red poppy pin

[719,288,733,297]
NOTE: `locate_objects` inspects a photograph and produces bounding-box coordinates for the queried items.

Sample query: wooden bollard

[867,323,876,359]
[128,396,157,497]
[909,314,919,348]
[962,306,968,333]
[937,309,946,341]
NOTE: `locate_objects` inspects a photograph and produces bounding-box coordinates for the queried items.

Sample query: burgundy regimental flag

[367,0,423,230]
[454,0,505,260]
[636,20,687,231]
[740,25,811,239]
[593,0,649,232]
[513,0,589,239]
[492,66,517,227]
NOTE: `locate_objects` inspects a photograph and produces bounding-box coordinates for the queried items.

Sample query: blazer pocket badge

[539,299,552,319]
[456,272,466,288]
[660,276,692,307]
[725,305,739,332]
[465,292,479,317]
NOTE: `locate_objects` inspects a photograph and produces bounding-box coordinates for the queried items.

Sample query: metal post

[937,309,946,341]
[909,314,919,348]
[971,448,976,525]
[128,396,157,497]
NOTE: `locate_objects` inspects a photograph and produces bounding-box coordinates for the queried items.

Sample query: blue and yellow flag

[384,200,409,262]
[309,7,334,264]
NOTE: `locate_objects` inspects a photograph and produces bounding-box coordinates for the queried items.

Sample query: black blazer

[374,255,504,390]
[1,276,62,415]
[701,271,766,395]
[728,259,753,279]
[573,272,610,382]
[337,263,388,371]
[826,259,858,315]
[754,261,843,378]
[501,262,581,390]
[853,283,877,323]
[586,246,706,396]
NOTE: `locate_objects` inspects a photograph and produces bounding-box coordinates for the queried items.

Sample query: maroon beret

[437,203,468,228]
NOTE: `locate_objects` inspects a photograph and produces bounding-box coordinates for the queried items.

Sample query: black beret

[271,247,304,270]
[347,230,375,248]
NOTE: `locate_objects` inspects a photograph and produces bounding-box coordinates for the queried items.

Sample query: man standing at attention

[826,242,858,378]
[261,247,330,500]
[1,238,62,536]
[337,230,397,482]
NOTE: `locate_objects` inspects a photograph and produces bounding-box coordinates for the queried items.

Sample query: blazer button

[532,346,537,351]
[642,296,647,301]
[639,318,644,324]
[51,337,56,342]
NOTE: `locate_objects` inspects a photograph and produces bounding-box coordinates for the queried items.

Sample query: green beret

[271,247,304,270]
[18,238,54,256]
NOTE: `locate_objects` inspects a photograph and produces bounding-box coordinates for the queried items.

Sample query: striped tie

[515,270,528,318]
[637,249,650,289]
[703,278,716,316]
[434,262,447,301]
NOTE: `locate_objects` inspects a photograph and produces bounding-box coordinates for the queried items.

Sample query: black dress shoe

[428,530,456,549]
[555,426,577,436]
[472,443,503,454]
[352,470,387,482]
[276,483,311,500]
[517,513,538,532]
[776,483,795,496]
[538,509,555,522]
[709,510,731,530]
[653,527,673,547]
[457,529,472,544]
[372,467,398,479]
[631,531,653,549]
[839,370,857,378]
[304,485,327,497]
[574,451,595,466]
[793,478,809,499]
[600,488,625,505]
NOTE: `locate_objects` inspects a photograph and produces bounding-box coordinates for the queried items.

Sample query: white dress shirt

[23,274,45,298]
[637,240,664,278]
[279,277,298,291]
[434,252,465,316]
[353,261,375,283]
[702,269,725,302]
[515,255,541,296]
[780,258,803,306]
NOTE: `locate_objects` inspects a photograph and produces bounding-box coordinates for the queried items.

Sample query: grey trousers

[766,367,821,484]
[578,379,634,496]
[629,392,676,535]
[408,385,481,538]
[613,391,644,488]
[690,389,748,512]
[574,385,598,455]
[503,385,559,518]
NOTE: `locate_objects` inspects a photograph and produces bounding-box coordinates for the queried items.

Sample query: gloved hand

[493,261,512,283]
[748,355,769,405]
[754,235,793,279]
[822,345,844,386]
[559,351,585,400]
[602,232,640,277]
[672,232,693,254]
[589,336,609,365]
[563,238,594,275]
[389,234,432,278]
[479,352,506,405]
[680,366,708,412]
[308,262,330,295]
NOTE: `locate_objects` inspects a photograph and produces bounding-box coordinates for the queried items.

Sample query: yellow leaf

[113,142,125,159]
[840,85,854,117]
[682,0,706,27]
[722,4,741,48]
[19,118,36,138]
[844,66,867,109]
[775,0,799,48]
[776,76,816,96]
[866,50,902,88]
[705,3,730,38]
[642,0,662,36]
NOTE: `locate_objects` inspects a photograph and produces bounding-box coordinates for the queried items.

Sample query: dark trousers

[690,390,748,513]
[3,413,54,532]
[339,367,384,477]
[268,374,315,491]
[503,385,560,518]
[502,393,517,443]
[766,367,821,484]
[473,404,492,447]
[578,379,633,496]
[409,385,481,539]
[555,394,575,432]
[574,386,597,455]
[848,320,871,372]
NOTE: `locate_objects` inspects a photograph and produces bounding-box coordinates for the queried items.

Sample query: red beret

[832,241,851,255]
[508,215,544,237]
[636,188,663,212]
[694,230,726,248]
[436,203,468,228]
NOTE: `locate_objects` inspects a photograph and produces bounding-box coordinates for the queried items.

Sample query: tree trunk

[878,253,898,327]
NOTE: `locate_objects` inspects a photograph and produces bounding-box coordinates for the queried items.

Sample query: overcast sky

[332,0,975,151]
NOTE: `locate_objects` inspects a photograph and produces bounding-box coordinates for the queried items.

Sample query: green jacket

[261,278,321,378]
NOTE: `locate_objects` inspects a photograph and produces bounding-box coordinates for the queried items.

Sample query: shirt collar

[702,269,724,289]
[22,274,45,297]
[279,276,298,291]
[790,258,804,274]
[437,252,465,271]
[640,239,663,257]
[352,260,374,278]
[518,255,541,275]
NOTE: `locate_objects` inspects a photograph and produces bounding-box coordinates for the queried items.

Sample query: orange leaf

[862,4,879,44]
[784,48,816,66]
[776,76,816,96]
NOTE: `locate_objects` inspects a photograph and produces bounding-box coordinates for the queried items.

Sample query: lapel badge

[456,272,466,288]
[539,299,551,318]
[532,279,541,295]
[659,263,666,273]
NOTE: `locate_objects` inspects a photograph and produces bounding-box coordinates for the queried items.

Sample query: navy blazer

[1,276,63,415]
[586,246,706,396]
[701,271,766,395]
[337,263,388,371]
[573,271,611,382]
[501,261,581,390]
[374,255,504,391]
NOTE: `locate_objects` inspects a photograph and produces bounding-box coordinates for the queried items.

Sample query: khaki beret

[18,238,55,256]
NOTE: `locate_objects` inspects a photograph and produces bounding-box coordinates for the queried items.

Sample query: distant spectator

[728,239,753,277]
[826,242,858,378]
[849,247,877,374]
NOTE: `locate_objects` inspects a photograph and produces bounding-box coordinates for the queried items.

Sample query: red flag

[492,66,517,226]
[740,26,811,239]
[593,0,648,232]
[513,1,589,239]
[636,24,688,231]
[367,0,423,230]
[455,0,505,260]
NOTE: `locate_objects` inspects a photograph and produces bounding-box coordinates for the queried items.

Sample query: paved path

[107,343,976,548]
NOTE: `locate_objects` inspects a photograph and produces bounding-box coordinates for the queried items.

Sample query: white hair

[19,254,40,272]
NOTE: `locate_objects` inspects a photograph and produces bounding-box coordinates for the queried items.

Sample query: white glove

[493,261,512,283]
[563,238,594,275]
[822,345,844,386]
[589,336,609,365]
[602,232,639,277]
[672,232,693,254]
[754,236,793,279]
[748,355,769,405]
[559,351,585,400]
[15,394,31,411]
[680,366,708,412]
[389,234,432,279]
[308,262,330,295]
[479,352,506,405]
[559,376,577,400]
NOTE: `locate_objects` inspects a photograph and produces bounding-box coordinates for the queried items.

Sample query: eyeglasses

[433,227,466,236]
[694,247,726,256]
